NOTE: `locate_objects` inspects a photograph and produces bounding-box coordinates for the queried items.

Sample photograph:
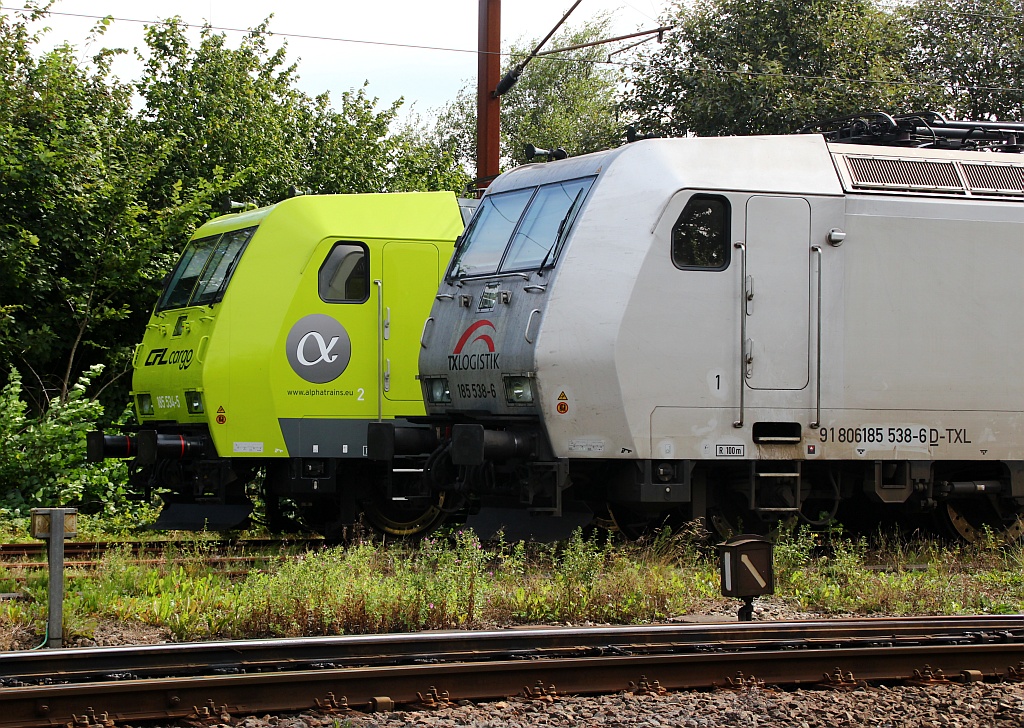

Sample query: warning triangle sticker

[557,392,568,400]
[217,406,226,413]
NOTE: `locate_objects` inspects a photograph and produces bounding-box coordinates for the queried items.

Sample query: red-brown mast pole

[477,0,501,188]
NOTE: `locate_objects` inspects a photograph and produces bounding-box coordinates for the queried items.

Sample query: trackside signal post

[30,507,77,648]
[718,535,774,621]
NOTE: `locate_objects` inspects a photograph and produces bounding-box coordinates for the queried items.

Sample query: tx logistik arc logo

[286,314,352,384]
[449,319,500,371]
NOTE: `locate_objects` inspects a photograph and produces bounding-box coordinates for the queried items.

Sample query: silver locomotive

[371,113,1024,541]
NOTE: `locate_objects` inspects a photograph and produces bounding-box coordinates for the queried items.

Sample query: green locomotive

[90,192,466,537]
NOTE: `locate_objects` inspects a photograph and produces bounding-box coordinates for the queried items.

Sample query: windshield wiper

[536,189,584,275]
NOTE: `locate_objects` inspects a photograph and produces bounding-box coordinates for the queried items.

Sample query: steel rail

[0,538,325,558]
[3,615,1024,683]
[1,617,1023,726]
[2,640,1023,727]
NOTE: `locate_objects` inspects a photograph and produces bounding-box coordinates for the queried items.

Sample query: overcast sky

[15,0,671,115]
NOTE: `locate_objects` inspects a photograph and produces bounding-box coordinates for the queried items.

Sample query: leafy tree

[0,7,165,411]
[388,112,472,194]
[296,87,469,195]
[900,0,1024,120]
[621,0,920,137]
[136,18,313,210]
[137,18,468,208]
[433,16,623,172]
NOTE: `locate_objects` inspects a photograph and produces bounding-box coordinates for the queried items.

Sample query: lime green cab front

[95,193,464,535]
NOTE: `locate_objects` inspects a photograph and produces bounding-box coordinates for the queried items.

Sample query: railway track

[0,538,326,581]
[1,616,1023,727]
[0,538,325,559]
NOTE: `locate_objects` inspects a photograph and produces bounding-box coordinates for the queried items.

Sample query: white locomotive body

[373,115,1024,539]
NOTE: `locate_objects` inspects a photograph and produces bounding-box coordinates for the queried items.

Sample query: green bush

[0,366,135,518]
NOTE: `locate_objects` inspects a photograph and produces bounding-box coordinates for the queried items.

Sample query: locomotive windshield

[157,226,257,311]
[448,176,594,279]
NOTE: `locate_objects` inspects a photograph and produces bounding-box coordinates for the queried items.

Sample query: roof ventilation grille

[845,156,965,193]
[961,162,1024,196]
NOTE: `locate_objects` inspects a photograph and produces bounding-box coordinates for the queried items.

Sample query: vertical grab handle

[525,309,541,343]
[733,242,747,428]
[374,279,384,422]
[420,317,435,348]
[810,246,823,429]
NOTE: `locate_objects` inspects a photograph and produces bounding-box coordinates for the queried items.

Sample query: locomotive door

[743,195,811,390]
[381,242,440,403]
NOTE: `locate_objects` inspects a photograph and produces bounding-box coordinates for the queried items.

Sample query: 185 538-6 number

[457,382,496,399]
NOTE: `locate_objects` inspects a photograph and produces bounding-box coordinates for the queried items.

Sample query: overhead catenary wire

[4,2,1023,54]
[1,5,489,57]
[3,4,1023,97]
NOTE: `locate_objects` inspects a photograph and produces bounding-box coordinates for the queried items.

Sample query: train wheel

[941,499,1024,543]
[361,491,452,539]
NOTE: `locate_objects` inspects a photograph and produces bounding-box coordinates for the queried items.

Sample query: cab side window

[156,226,257,311]
[319,242,369,302]
[671,195,730,270]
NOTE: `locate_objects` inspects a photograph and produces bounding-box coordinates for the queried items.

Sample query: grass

[2,522,1024,648]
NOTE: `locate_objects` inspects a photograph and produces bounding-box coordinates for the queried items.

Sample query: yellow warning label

[217,406,226,413]
[557,392,568,401]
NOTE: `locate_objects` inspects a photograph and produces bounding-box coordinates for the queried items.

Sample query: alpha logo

[449,319,500,371]
[286,314,352,383]
[144,348,194,370]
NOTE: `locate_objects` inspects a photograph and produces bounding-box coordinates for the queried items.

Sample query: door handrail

[734,242,747,428]
[810,245,823,429]
[374,279,384,422]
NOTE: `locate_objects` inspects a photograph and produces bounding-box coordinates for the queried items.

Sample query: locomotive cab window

[319,242,369,303]
[157,226,257,311]
[449,188,533,278]
[502,177,594,272]
[671,195,730,270]
[448,176,595,279]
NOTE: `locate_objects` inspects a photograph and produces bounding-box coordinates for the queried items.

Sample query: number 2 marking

[357,388,365,401]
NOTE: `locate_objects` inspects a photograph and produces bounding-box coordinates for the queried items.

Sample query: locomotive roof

[488,135,846,199]
[193,191,464,242]
[490,130,1023,202]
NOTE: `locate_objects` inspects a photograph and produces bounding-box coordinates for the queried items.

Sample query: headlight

[503,375,535,404]
[136,393,154,416]
[423,377,451,404]
[185,390,204,414]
